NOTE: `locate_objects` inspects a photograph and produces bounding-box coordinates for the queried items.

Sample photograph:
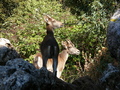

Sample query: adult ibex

[34,39,80,78]
[40,15,63,77]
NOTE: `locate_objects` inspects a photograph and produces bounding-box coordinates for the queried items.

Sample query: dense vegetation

[0,0,120,82]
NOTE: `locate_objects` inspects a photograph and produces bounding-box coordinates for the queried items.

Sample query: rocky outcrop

[1,38,120,90]
[0,58,78,90]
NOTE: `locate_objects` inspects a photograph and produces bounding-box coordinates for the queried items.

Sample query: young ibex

[40,15,63,77]
[34,39,80,78]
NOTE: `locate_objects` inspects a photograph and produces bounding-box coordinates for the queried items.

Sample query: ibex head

[43,15,64,29]
[62,39,80,55]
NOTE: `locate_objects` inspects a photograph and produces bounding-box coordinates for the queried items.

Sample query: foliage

[0,0,120,82]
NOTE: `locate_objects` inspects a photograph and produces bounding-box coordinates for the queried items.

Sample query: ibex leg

[53,46,58,77]
[42,46,51,68]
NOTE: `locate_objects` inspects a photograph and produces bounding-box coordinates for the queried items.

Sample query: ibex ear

[61,41,67,49]
[43,15,48,23]
[5,43,13,49]
[43,15,52,24]
[66,39,74,47]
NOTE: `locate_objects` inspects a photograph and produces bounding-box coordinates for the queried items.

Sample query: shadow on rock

[99,63,120,90]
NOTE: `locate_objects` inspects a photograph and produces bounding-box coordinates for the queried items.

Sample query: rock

[72,76,99,90]
[100,63,120,90]
[0,58,39,90]
[0,45,20,65]
[0,38,20,65]
[0,58,78,90]
[107,9,120,62]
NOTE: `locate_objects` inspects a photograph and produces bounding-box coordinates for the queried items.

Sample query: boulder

[107,9,120,61]
[0,58,78,90]
[0,45,20,65]
[0,38,20,65]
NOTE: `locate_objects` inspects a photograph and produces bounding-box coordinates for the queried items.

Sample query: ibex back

[40,15,63,77]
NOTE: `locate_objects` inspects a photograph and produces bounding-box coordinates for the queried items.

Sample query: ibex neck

[59,50,69,62]
[46,25,54,35]
[46,30,54,35]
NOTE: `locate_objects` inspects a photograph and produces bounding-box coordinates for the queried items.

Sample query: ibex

[34,39,80,78]
[107,9,120,62]
[0,38,12,47]
[40,15,63,77]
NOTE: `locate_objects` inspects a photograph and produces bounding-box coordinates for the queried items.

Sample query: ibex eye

[68,47,71,49]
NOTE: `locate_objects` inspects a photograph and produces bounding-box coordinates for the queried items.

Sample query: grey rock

[0,45,20,65]
[107,9,120,61]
